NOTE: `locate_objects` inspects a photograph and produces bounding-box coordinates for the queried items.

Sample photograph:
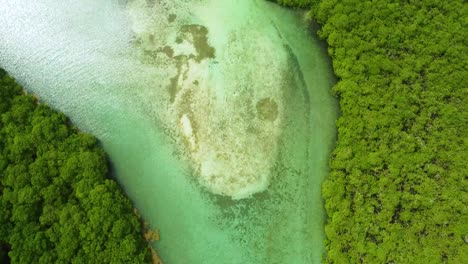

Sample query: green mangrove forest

[0,69,152,263]
[0,0,467,263]
[278,0,467,262]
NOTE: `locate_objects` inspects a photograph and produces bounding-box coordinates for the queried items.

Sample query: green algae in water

[0,0,338,263]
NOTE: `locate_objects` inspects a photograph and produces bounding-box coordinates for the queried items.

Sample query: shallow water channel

[0,0,338,263]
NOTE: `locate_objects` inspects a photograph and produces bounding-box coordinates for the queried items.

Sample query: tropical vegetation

[0,68,152,263]
[273,0,467,262]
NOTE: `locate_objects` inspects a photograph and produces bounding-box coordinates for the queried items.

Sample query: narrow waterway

[0,0,338,263]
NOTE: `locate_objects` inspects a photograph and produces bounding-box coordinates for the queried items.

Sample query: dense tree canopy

[0,69,152,263]
[275,0,467,263]
[268,0,316,8]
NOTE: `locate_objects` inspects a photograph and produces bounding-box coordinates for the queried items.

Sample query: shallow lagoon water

[0,0,338,263]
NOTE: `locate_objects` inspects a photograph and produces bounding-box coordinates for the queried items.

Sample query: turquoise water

[0,0,338,263]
